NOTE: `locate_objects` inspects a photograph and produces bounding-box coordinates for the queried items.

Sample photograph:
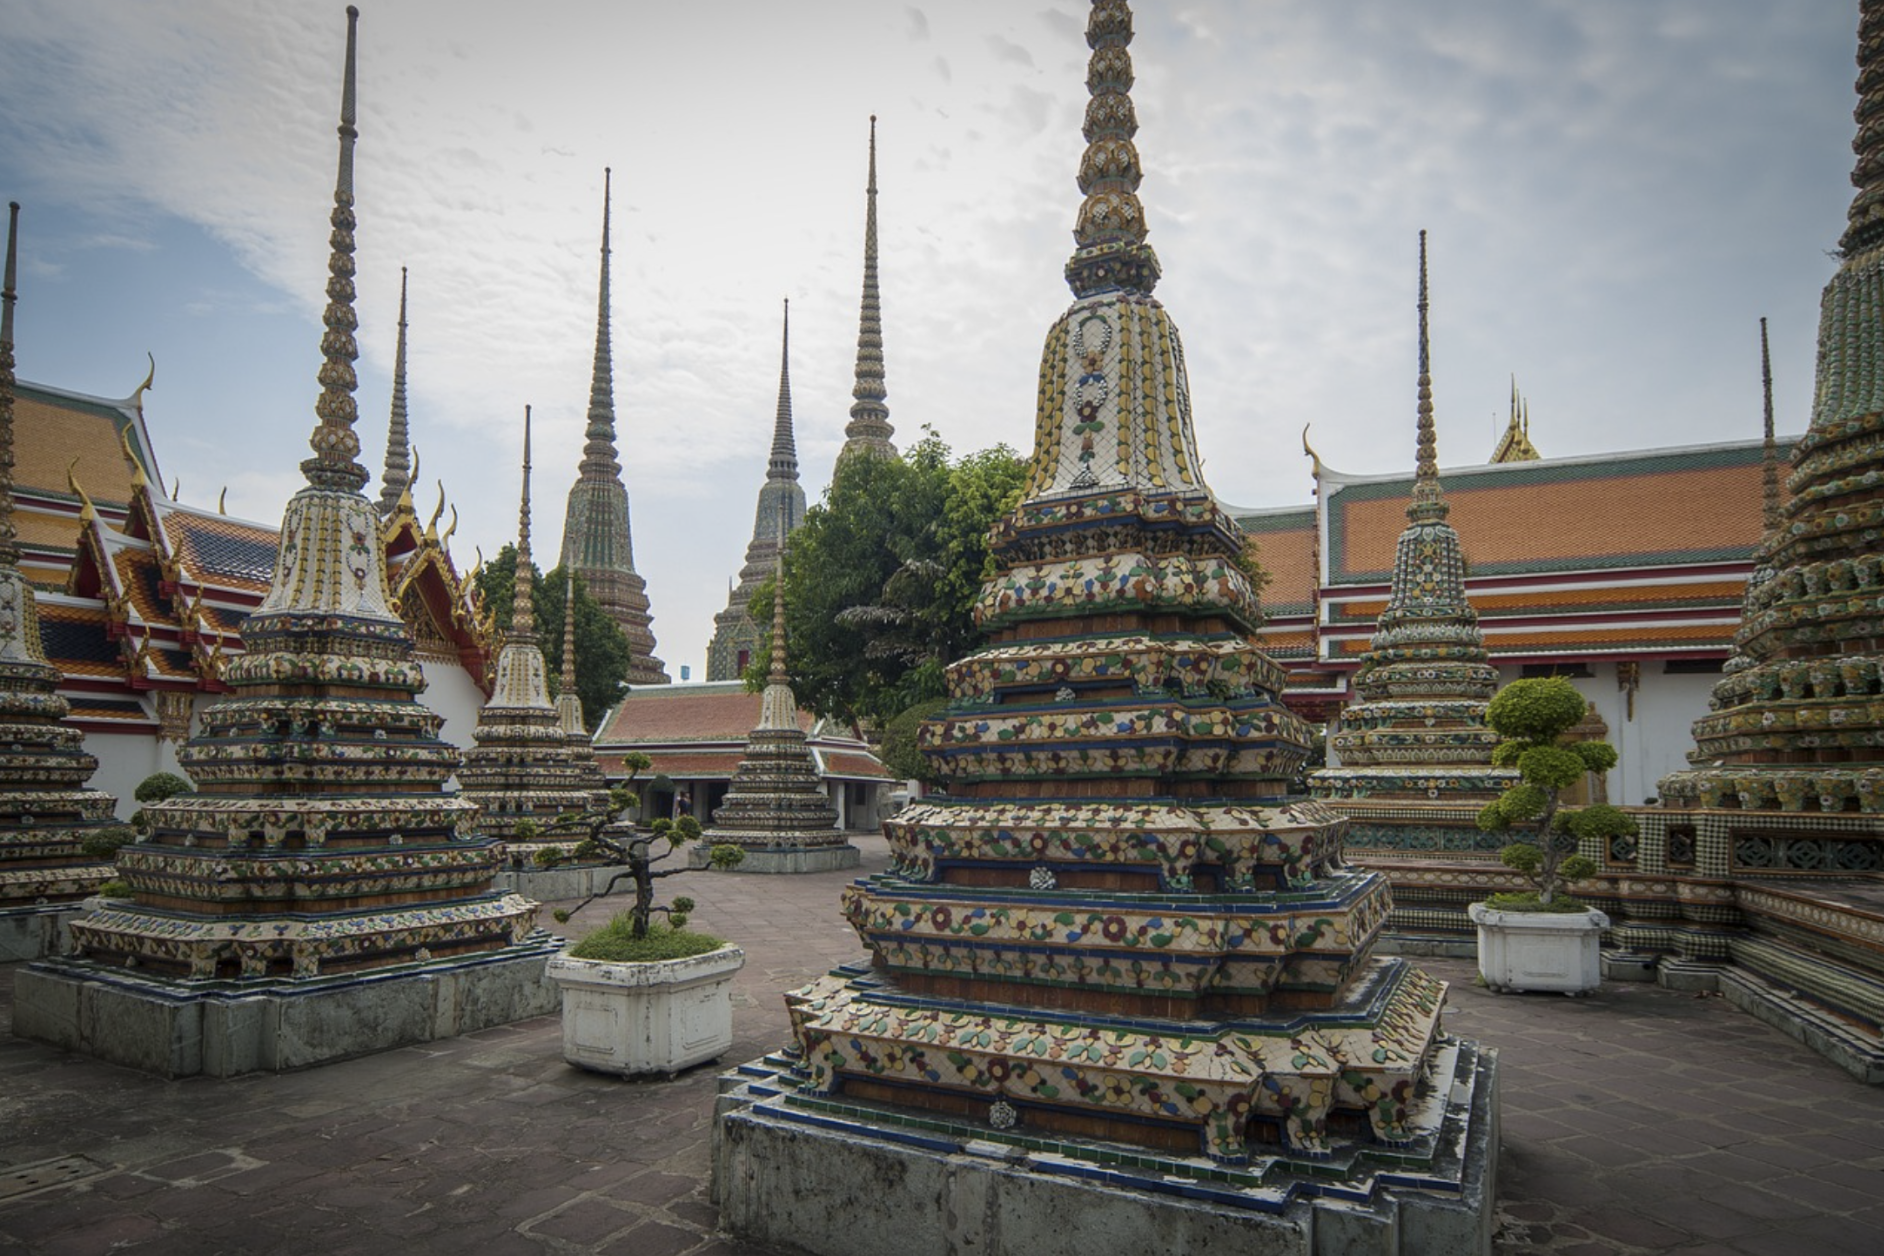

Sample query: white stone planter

[1468,902,1609,995]
[546,942,746,1076]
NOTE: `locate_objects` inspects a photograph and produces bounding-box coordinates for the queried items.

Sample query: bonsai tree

[127,770,194,834]
[1475,676,1636,909]
[548,787,745,947]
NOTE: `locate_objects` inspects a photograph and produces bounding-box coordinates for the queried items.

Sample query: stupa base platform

[494,861,637,902]
[712,1037,1499,1256]
[13,932,563,1078]
[0,901,83,962]
[691,842,861,874]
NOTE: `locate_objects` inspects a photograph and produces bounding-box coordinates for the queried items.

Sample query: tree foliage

[1476,676,1635,907]
[473,546,634,728]
[748,430,1027,729]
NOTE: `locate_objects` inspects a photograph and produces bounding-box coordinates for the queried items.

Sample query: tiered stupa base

[715,966,1498,1256]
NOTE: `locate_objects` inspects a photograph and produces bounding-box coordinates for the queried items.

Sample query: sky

[0,1,1859,681]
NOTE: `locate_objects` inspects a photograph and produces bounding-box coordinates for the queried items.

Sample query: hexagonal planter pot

[546,943,746,1076]
[1468,903,1609,995]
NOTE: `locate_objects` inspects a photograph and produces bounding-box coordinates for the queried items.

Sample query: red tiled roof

[598,750,746,779]
[1236,508,1317,616]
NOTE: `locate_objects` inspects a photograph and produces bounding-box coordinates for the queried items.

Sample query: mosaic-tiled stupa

[459,408,610,852]
[718,8,1495,1248]
[0,201,118,959]
[1658,4,1884,819]
[560,168,668,686]
[700,529,852,871]
[1310,235,1519,939]
[706,300,806,682]
[15,8,556,1076]
[838,117,896,462]
[1639,0,1884,1081]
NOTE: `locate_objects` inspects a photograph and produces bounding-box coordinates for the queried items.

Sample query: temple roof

[592,681,890,782]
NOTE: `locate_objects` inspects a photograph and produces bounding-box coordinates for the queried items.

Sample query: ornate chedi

[0,201,118,957]
[700,521,852,871]
[458,408,609,853]
[706,300,806,681]
[718,10,1494,1247]
[560,168,668,685]
[838,117,896,462]
[1634,1,1884,1081]
[16,9,555,1076]
[1310,235,1521,939]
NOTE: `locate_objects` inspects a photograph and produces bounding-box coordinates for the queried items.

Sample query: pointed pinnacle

[769,297,798,480]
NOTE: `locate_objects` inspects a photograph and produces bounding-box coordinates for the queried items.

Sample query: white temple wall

[416,658,490,756]
[1489,662,1719,806]
[81,731,179,819]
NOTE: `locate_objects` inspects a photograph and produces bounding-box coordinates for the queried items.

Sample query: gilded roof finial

[378,265,411,515]
[842,116,896,459]
[1301,423,1323,481]
[769,297,797,481]
[0,201,20,568]
[66,458,97,523]
[1760,316,1781,534]
[118,426,149,492]
[1408,230,1448,523]
[512,405,536,641]
[301,5,369,494]
[1065,1,1160,298]
[217,486,227,515]
[129,351,155,413]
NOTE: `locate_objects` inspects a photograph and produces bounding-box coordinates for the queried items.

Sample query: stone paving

[1,832,1881,1255]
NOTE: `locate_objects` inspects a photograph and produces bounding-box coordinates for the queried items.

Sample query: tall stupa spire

[513,405,535,641]
[769,298,797,481]
[1760,316,1780,534]
[301,4,368,495]
[377,266,411,515]
[706,299,808,681]
[560,166,668,684]
[840,116,896,460]
[1064,3,1159,299]
[1408,230,1448,523]
[556,564,584,736]
[1,201,20,569]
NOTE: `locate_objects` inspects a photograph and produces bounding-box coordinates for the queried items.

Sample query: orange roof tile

[112,548,171,622]
[1326,579,1749,625]
[1323,443,1790,581]
[1237,508,1317,615]
[36,603,124,678]
[596,683,811,744]
[599,750,747,779]
[162,511,279,591]
[11,386,141,509]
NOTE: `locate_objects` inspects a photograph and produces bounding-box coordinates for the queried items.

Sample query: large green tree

[473,546,633,728]
[748,431,1027,729]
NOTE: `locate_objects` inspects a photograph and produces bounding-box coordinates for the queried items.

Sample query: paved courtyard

[2,833,1881,1255]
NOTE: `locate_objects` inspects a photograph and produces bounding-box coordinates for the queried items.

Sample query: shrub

[133,772,194,804]
[81,824,137,862]
[1477,677,1635,908]
[567,917,726,963]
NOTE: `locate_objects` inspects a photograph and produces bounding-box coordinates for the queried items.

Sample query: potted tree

[543,794,748,1076]
[1469,677,1637,994]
